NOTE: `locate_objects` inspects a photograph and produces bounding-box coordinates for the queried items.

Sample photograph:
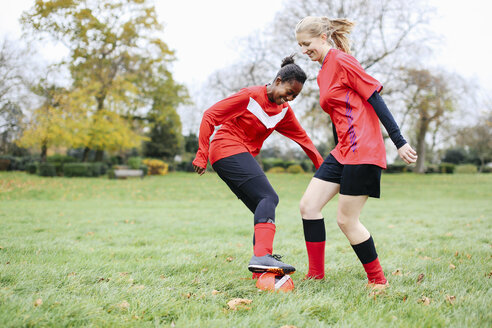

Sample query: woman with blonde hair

[295,16,417,287]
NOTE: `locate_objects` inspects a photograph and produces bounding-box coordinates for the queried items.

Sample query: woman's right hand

[193,164,206,176]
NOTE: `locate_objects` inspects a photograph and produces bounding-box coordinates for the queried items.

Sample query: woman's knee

[299,196,321,218]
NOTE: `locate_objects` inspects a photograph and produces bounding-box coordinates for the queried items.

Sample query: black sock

[302,218,326,242]
[351,236,378,264]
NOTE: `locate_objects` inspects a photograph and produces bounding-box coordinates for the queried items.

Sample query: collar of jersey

[320,48,334,69]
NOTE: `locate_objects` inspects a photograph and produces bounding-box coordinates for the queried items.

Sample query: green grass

[0,172,491,327]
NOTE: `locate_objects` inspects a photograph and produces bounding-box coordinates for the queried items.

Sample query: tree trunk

[95,149,104,162]
[415,117,429,174]
[82,147,90,162]
[41,142,47,163]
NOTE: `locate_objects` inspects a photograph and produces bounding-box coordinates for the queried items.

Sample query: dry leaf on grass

[227,298,252,310]
[280,326,298,328]
[34,298,43,307]
[445,295,456,305]
[417,273,425,284]
[119,301,130,310]
[212,290,220,295]
[226,257,234,262]
[449,263,456,269]
[392,269,403,276]
[418,296,430,305]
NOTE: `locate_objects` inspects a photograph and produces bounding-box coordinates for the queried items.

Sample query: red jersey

[193,85,323,169]
[318,48,387,168]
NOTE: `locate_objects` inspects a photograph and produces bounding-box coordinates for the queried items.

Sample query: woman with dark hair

[295,16,417,287]
[193,55,324,277]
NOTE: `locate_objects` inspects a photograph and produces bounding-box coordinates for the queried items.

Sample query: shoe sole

[248,265,295,275]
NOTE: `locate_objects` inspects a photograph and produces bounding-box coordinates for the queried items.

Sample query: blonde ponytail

[295,16,355,54]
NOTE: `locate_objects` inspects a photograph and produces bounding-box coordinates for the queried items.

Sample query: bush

[439,162,455,174]
[91,162,108,177]
[261,158,297,171]
[425,164,439,174]
[300,159,316,173]
[139,165,148,176]
[0,159,10,171]
[175,160,194,172]
[142,158,168,175]
[38,163,56,177]
[455,164,478,174]
[385,163,408,173]
[286,164,304,174]
[47,154,77,164]
[27,162,38,174]
[127,157,142,169]
[63,163,93,177]
[267,166,286,173]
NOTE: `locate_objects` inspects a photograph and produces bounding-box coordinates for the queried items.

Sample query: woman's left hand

[397,143,418,164]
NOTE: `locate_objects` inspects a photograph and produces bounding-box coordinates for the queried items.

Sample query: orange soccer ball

[256,272,294,292]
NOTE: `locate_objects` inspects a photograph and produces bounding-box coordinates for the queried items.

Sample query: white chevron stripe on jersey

[246,97,288,129]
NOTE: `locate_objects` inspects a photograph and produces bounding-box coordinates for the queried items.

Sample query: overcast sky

[1,0,491,92]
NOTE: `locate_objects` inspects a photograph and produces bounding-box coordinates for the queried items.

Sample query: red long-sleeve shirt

[193,85,323,169]
[318,49,386,168]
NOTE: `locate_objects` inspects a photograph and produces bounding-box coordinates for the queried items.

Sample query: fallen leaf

[417,273,425,284]
[418,296,430,305]
[392,269,403,276]
[280,326,297,328]
[212,290,220,295]
[86,231,94,236]
[119,272,129,276]
[449,263,456,269]
[227,298,252,310]
[0,246,4,250]
[160,275,166,280]
[67,272,77,277]
[119,301,130,310]
[226,257,234,262]
[34,298,43,307]
[445,232,453,236]
[454,251,459,257]
[445,295,456,305]
[466,254,471,259]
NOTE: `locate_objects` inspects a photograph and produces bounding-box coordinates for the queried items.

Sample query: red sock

[305,241,325,279]
[253,223,275,256]
[363,257,387,284]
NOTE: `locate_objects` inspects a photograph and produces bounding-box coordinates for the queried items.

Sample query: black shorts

[314,154,381,198]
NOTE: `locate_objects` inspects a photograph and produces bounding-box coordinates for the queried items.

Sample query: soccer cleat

[248,254,296,275]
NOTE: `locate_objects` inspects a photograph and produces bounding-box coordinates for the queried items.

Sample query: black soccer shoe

[248,254,296,275]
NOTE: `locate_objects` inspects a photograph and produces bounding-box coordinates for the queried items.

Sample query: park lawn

[0,171,491,327]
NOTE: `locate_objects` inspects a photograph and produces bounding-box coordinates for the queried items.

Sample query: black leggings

[212,152,279,225]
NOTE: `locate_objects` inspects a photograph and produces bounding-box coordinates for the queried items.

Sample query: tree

[17,82,71,162]
[397,68,457,173]
[455,112,492,172]
[0,38,30,154]
[21,0,188,161]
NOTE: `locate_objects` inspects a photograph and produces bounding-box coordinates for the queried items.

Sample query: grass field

[0,171,491,327]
